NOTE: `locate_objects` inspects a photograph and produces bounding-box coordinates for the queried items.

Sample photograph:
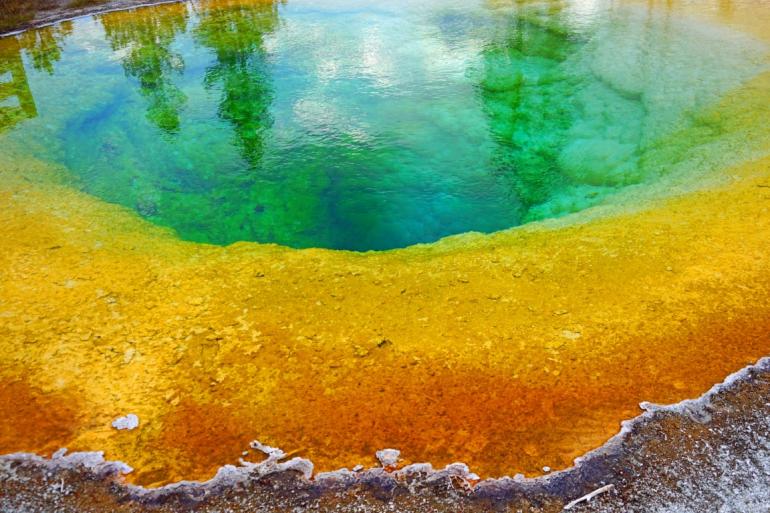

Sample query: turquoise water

[0,0,767,250]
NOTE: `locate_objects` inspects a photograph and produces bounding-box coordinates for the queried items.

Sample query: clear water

[0,0,767,250]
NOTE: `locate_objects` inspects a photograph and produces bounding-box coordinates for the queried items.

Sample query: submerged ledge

[2,356,769,512]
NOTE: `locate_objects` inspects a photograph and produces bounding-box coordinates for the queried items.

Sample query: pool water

[0,0,767,250]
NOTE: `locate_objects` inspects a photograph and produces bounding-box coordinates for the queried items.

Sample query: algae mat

[1,0,770,491]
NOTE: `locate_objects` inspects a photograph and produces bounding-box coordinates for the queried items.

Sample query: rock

[111,414,139,431]
[375,448,400,467]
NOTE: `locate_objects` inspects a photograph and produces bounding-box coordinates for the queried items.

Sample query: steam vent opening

[1,0,770,511]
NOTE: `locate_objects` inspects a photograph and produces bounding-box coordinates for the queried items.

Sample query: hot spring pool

[2,0,770,500]
[0,0,766,250]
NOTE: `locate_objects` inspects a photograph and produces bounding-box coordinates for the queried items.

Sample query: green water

[0,0,767,250]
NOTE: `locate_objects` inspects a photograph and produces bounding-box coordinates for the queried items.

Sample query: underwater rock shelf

[2,357,769,512]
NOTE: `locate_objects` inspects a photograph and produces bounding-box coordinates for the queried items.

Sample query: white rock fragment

[563,484,614,510]
[442,462,479,481]
[398,463,433,476]
[375,448,400,467]
[282,457,314,479]
[224,440,314,481]
[249,440,285,460]
[111,413,139,431]
[314,468,356,483]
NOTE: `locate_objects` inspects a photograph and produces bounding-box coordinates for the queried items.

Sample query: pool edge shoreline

[0,0,189,38]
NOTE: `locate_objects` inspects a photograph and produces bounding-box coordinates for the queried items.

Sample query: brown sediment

[0,378,82,455]
[1,357,769,512]
[66,298,770,486]
[146,400,269,487]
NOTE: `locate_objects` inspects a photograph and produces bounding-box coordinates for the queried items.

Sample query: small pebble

[112,413,139,431]
[375,448,400,467]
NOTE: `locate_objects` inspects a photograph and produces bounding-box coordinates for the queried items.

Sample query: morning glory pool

[0,0,767,250]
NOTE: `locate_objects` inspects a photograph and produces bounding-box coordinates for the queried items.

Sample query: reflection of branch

[0,39,38,133]
[15,22,73,76]
[100,6,188,133]
[758,184,770,188]
[194,0,278,166]
[563,484,614,510]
